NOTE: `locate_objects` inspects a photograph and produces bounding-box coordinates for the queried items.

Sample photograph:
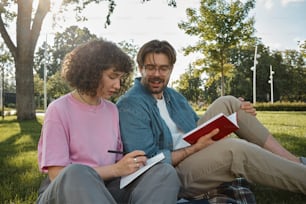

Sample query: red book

[183,112,239,144]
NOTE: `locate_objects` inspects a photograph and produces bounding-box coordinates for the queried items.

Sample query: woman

[37,39,180,204]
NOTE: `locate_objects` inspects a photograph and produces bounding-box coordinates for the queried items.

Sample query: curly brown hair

[61,39,133,96]
[136,40,176,67]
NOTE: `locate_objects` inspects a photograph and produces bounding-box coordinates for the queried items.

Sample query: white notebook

[120,152,165,189]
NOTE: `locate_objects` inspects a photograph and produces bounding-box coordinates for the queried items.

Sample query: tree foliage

[277,49,306,101]
[223,44,306,102]
[299,40,306,58]
[33,26,138,107]
[175,42,306,103]
[178,0,256,96]
[34,26,98,79]
[112,40,138,102]
[33,26,99,109]
[174,64,203,103]
[0,43,15,99]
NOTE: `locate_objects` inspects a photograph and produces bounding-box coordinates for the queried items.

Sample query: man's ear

[138,66,145,76]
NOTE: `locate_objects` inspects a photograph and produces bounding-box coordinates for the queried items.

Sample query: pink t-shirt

[38,93,123,172]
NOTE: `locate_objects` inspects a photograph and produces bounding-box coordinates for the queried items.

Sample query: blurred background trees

[0,0,305,119]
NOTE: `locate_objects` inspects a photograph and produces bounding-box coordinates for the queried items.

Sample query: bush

[255,102,306,111]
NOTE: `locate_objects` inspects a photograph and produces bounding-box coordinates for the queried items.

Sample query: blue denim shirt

[117,77,199,164]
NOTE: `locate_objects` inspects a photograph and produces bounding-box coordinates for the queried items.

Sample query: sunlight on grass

[1,112,306,203]
[0,124,21,142]
[14,135,35,145]
[256,111,306,136]
[0,116,43,204]
[7,151,38,168]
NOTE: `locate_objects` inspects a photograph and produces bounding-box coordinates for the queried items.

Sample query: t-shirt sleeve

[38,104,70,172]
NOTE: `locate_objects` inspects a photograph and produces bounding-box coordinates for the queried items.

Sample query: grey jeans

[37,163,180,204]
[177,96,306,198]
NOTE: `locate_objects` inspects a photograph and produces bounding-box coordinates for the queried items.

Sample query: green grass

[251,112,306,204]
[0,112,306,203]
[0,116,45,204]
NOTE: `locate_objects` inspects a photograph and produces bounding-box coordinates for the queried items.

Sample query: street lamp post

[1,65,4,119]
[268,65,275,103]
[43,35,48,112]
[250,45,259,105]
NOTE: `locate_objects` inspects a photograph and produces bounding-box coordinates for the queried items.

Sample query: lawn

[0,112,306,203]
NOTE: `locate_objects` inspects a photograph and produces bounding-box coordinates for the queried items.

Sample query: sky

[42,0,306,82]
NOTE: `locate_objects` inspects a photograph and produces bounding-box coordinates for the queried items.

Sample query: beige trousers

[176,96,306,198]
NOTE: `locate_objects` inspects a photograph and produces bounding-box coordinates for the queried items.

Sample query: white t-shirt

[156,97,190,150]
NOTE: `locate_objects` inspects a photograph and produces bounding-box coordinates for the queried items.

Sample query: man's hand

[172,129,219,166]
[239,97,257,116]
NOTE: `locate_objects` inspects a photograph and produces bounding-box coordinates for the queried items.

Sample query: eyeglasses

[143,64,172,75]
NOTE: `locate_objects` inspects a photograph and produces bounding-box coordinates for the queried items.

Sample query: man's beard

[143,77,168,94]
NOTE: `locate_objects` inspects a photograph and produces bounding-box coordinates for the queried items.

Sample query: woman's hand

[239,97,257,116]
[113,150,147,177]
[94,150,147,180]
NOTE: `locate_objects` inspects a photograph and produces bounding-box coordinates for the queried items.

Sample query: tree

[0,0,117,120]
[281,50,306,101]
[0,43,14,115]
[299,40,306,58]
[174,64,204,103]
[178,0,256,96]
[0,0,176,121]
[113,40,139,102]
[35,26,98,79]
[0,1,51,120]
[227,44,306,102]
[0,43,14,90]
[33,27,138,104]
[33,74,44,109]
[226,45,254,101]
[47,71,71,100]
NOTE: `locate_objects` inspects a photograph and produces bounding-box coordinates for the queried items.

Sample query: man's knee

[213,95,241,113]
[198,96,240,125]
[214,95,240,106]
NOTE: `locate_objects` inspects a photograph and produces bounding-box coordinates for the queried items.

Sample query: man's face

[139,53,173,99]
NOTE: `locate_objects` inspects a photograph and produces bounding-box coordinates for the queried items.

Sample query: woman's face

[97,67,126,99]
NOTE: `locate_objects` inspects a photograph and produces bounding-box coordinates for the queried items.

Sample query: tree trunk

[220,55,225,96]
[15,53,36,120]
[15,0,36,120]
[14,0,50,120]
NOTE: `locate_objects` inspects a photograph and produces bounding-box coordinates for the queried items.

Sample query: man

[117,39,306,201]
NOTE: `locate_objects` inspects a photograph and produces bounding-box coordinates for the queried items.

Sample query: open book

[120,152,165,189]
[183,112,239,144]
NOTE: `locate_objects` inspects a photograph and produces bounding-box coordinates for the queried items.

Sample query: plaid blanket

[180,178,256,204]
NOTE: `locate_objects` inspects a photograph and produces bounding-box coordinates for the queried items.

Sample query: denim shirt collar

[134,77,197,132]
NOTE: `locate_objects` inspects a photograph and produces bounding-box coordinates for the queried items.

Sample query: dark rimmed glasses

[143,64,172,75]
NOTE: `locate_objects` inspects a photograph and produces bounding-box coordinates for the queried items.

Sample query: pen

[107,150,148,157]
[107,150,126,154]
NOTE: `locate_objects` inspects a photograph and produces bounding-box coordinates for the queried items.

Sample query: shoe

[300,157,306,165]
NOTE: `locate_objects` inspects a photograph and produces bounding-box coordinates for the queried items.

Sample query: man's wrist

[183,146,195,158]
